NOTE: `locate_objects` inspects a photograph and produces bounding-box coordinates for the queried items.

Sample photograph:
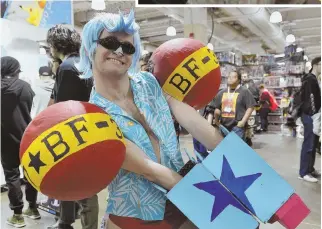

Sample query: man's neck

[311,69,319,77]
[94,71,131,102]
[229,83,239,90]
[57,53,65,62]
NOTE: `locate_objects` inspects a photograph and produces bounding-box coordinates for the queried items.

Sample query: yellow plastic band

[162,47,220,102]
[21,113,124,189]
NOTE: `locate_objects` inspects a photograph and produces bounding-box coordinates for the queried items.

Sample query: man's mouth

[107,58,124,65]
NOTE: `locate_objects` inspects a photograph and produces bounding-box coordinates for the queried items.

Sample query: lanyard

[227,84,240,98]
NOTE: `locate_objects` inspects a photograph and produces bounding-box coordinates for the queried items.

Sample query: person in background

[258,84,271,132]
[139,52,153,71]
[47,58,62,107]
[46,24,97,229]
[242,72,260,101]
[298,57,321,183]
[1,56,40,228]
[30,65,55,119]
[212,70,256,140]
[242,72,259,146]
[51,58,62,78]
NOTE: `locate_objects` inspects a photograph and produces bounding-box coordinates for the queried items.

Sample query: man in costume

[46,24,98,229]
[79,11,223,229]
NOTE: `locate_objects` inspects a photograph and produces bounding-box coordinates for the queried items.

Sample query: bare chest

[118,100,161,163]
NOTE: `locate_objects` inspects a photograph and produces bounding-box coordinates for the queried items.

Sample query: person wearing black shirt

[1,56,40,228]
[46,25,98,229]
[298,57,321,183]
[212,71,256,139]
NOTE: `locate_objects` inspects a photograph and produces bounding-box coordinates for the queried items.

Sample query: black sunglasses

[94,36,136,55]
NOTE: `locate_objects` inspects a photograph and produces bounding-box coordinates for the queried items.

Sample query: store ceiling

[73,1,320,59]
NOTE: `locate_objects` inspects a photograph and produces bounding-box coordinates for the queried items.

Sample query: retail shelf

[265,75,284,78]
[287,73,304,77]
[266,86,301,89]
[243,64,262,66]
[219,61,239,66]
[268,121,287,124]
[269,113,283,116]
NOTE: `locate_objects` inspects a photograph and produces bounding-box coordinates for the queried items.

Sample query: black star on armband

[28,152,46,174]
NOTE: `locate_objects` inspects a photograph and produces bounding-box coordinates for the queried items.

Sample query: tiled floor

[1,132,320,229]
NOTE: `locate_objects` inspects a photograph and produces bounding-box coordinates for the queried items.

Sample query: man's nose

[113,47,124,57]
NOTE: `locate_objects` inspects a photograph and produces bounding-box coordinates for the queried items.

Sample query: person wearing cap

[1,56,40,227]
[298,57,321,183]
[30,65,55,119]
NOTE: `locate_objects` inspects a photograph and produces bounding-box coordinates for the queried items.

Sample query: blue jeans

[300,114,316,177]
[231,126,245,140]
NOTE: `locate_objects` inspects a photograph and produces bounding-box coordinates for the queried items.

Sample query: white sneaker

[298,175,318,183]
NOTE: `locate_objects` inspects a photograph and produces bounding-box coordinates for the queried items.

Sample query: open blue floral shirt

[89,71,184,221]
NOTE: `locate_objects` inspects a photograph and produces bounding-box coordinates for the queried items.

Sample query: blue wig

[79,10,141,79]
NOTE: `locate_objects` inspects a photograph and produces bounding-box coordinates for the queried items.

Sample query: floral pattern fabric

[89,71,184,220]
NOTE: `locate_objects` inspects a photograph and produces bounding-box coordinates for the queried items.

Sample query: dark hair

[310,56,321,73]
[47,25,81,55]
[1,56,21,78]
[259,84,265,89]
[231,70,242,82]
[52,58,62,65]
[140,52,153,64]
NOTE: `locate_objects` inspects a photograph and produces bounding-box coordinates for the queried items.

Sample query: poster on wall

[1,0,73,28]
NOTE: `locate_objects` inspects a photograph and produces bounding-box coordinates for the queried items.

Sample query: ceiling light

[270,11,282,24]
[166,26,176,37]
[91,0,105,10]
[296,47,303,52]
[286,34,296,43]
[207,43,214,51]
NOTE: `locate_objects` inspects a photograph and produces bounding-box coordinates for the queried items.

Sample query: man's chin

[103,68,128,77]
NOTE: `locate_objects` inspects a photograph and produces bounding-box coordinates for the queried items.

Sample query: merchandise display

[264,60,304,132]
[215,51,236,64]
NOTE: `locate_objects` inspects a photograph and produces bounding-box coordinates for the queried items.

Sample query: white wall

[1,19,50,86]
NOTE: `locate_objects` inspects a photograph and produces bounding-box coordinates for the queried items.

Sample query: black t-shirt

[211,86,256,130]
[51,54,92,103]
